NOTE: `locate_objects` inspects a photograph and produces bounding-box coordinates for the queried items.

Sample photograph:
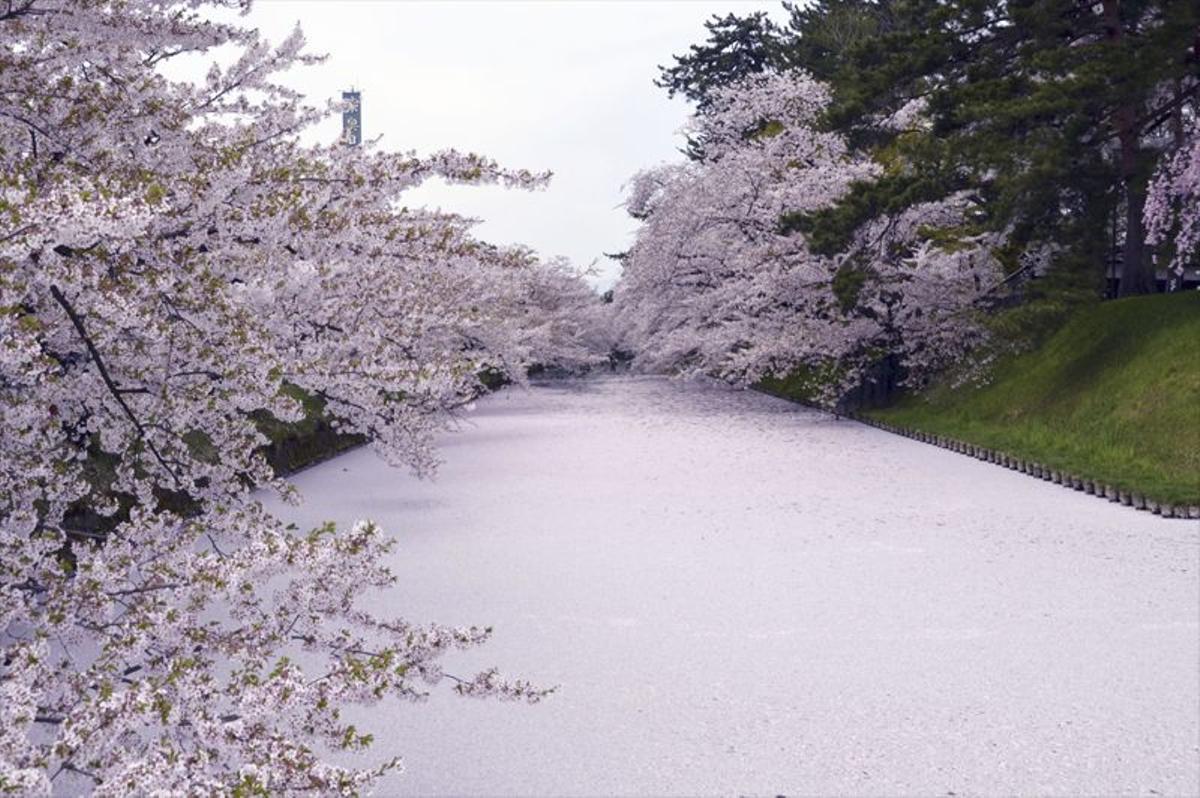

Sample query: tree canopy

[0,1,601,792]
[654,0,1199,296]
[613,0,1199,405]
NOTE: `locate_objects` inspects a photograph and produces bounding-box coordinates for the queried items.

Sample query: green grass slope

[869,292,1200,506]
[253,383,366,477]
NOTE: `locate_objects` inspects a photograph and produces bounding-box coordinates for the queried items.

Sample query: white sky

[243,0,785,289]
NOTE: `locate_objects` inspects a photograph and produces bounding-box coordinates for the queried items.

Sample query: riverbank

[870,292,1199,508]
[256,371,513,477]
[254,384,366,477]
[761,293,1199,510]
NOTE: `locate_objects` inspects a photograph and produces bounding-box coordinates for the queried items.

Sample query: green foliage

[782,0,896,86]
[655,11,789,109]
[756,359,848,406]
[752,119,786,139]
[477,367,510,392]
[230,775,271,798]
[143,183,166,206]
[986,251,1106,351]
[781,168,960,256]
[831,261,868,312]
[870,293,1200,505]
[781,124,967,254]
[251,383,366,477]
[60,382,365,545]
[756,366,824,406]
[821,0,1198,292]
[659,0,1198,287]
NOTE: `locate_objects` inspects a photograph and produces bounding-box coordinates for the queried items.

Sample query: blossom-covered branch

[1,1,596,793]
[611,71,1002,400]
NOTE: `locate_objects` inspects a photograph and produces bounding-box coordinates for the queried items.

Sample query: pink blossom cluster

[1,1,600,793]
[1145,119,1200,278]
[611,71,1004,399]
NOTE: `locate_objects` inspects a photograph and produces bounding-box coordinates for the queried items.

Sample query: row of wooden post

[852,415,1199,520]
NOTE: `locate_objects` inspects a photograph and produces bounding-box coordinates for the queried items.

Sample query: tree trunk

[1104,0,1155,296]
[1119,172,1155,295]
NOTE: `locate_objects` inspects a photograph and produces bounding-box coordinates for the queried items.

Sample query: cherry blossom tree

[1,1,596,793]
[1145,119,1200,282]
[830,191,1008,389]
[507,255,614,374]
[612,72,878,386]
[611,70,1003,400]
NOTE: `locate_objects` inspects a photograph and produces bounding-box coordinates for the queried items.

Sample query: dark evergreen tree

[823,0,1200,295]
[656,12,788,110]
[656,1,1199,296]
[782,0,897,85]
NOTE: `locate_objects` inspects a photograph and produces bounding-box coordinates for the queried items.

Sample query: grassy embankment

[259,368,510,476]
[253,384,367,476]
[767,293,1200,506]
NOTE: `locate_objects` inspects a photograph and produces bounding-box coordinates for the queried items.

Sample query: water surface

[269,377,1200,795]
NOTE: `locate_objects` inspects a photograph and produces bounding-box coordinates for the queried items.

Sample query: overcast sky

[243,0,784,289]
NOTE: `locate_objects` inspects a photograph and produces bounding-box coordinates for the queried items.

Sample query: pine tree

[656,12,789,110]
[824,0,1200,295]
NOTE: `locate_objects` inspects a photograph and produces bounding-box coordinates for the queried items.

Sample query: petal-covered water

[268,376,1199,796]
